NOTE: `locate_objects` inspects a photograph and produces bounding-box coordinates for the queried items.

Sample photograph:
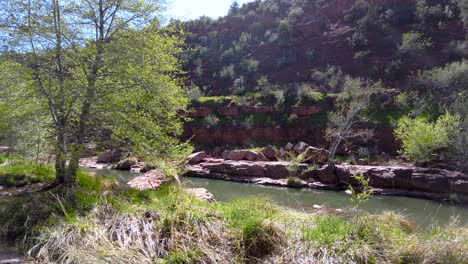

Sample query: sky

[167,0,254,21]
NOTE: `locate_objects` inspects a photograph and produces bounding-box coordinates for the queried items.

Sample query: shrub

[240,58,259,73]
[385,59,408,81]
[413,61,468,95]
[400,31,432,54]
[203,114,220,128]
[220,64,235,80]
[232,76,246,95]
[185,86,203,101]
[296,84,324,103]
[286,177,303,188]
[394,112,460,162]
[347,32,368,51]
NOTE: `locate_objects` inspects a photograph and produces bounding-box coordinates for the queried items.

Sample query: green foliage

[395,112,460,162]
[349,173,374,228]
[413,60,468,96]
[400,31,432,54]
[296,84,324,104]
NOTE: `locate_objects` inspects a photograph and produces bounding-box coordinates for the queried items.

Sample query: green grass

[303,215,352,246]
[0,160,55,187]
[0,171,467,263]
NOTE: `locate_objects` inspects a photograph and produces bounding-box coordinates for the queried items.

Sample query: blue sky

[167,0,254,21]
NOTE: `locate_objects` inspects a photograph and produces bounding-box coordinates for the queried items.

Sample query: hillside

[180,0,466,95]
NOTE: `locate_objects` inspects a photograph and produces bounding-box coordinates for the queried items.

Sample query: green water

[88,169,468,227]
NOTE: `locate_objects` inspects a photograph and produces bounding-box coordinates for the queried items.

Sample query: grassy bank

[0,155,55,187]
[0,170,467,264]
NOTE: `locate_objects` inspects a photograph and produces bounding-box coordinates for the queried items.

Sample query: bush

[296,84,324,103]
[400,31,432,54]
[220,64,235,80]
[347,32,368,51]
[232,76,246,95]
[203,114,220,128]
[394,112,460,162]
[286,177,303,188]
[413,61,468,95]
[240,58,259,73]
[385,59,408,81]
[185,86,203,101]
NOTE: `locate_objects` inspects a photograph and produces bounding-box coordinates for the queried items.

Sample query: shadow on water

[87,169,468,228]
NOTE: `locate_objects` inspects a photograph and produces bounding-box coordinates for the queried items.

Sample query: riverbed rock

[244,150,259,161]
[297,147,329,164]
[187,151,206,164]
[184,158,468,203]
[186,188,215,202]
[115,157,138,170]
[294,142,309,154]
[284,143,294,151]
[226,150,248,161]
[127,169,168,190]
[261,145,278,160]
[256,152,269,161]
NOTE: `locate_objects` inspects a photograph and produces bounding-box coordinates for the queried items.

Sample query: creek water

[88,169,468,228]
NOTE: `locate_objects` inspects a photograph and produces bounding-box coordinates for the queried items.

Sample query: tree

[0,0,190,186]
[326,77,381,160]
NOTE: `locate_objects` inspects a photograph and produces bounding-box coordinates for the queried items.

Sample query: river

[88,169,468,227]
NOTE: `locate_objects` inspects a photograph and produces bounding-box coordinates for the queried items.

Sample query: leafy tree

[394,112,460,162]
[400,31,432,54]
[326,77,381,160]
[0,0,190,186]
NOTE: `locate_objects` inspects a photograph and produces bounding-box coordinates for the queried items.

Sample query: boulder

[97,150,122,163]
[284,143,294,151]
[187,151,206,164]
[115,157,138,170]
[244,150,259,161]
[261,145,278,160]
[297,147,329,163]
[294,142,309,154]
[186,188,215,202]
[96,151,113,163]
[226,150,248,161]
[127,169,168,190]
[256,152,269,161]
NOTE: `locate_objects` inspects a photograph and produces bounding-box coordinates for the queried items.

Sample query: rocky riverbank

[185,155,468,204]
